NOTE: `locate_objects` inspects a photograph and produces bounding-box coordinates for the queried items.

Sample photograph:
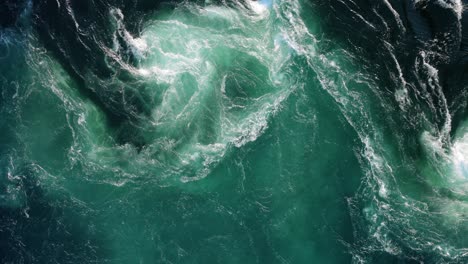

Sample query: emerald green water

[1,0,468,263]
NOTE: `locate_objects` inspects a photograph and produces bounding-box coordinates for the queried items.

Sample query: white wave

[109,8,148,60]
[451,125,468,181]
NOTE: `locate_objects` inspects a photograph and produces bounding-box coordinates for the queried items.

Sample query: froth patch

[452,133,468,180]
[248,0,270,14]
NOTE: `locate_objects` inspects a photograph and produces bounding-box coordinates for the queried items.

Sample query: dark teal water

[1,0,468,263]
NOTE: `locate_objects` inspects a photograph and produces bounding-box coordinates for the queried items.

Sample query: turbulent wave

[1,0,468,263]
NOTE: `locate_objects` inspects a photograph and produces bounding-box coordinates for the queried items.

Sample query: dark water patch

[0,0,28,28]
[405,0,432,42]
[0,165,110,263]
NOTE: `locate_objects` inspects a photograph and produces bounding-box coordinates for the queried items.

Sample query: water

[1,0,468,263]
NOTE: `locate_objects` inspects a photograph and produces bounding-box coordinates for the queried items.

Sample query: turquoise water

[1,0,468,263]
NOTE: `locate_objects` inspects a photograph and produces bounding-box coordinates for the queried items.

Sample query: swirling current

[1,0,468,263]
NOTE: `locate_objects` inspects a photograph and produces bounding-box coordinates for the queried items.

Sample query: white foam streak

[452,134,468,180]
[382,0,406,32]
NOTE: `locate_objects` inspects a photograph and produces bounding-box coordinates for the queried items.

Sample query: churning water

[1,0,468,263]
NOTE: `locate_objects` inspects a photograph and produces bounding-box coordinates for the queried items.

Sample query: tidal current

[1,0,468,263]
